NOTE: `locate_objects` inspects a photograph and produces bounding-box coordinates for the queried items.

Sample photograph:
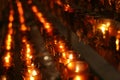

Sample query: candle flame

[5,34,12,50]
[3,52,12,68]
[116,38,119,51]
[73,75,82,80]
[20,24,27,31]
[69,54,74,60]
[75,65,80,73]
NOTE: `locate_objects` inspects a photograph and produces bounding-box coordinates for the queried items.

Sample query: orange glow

[99,24,106,38]
[8,22,12,28]
[18,7,24,15]
[39,17,45,23]
[64,4,70,11]
[5,34,12,50]
[17,1,22,7]
[37,13,42,18]
[62,52,66,59]
[10,10,14,15]
[1,75,7,80]
[20,16,25,23]
[73,75,82,80]
[116,38,119,51]
[67,61,88,73]
[26,44,31,53]
[9,15,14,22]
[22,37,27,43]
[116,31,120,51]
[56,0,62,6]
[20,24,27,31]
[32,6,38,13]
[24,64,39,80]
[28,0,32,4]
[3,52,12,68]
[8,28,13,35]
[44,23,50,29]
[69,53,74,60]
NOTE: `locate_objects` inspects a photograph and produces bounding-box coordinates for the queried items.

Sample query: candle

[5,34,12,50]
[67,61,88,73]
[98,22,110,39]
[56,40,67,53]
[24,64,41,80]
[116,31,120,51]
[72,74,88,80]
[99,24,106,38]
[116,38,119,51]
[3,52,12,68]
[63,61,89,80]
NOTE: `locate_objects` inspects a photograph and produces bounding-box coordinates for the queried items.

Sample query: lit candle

[72,74,88,80]
[67,61,88,74]
[99,24,106,38]
[64,61,89,80]
[5,34,12,50]
[56,40,67,53]
[43,22,53,34]
[24,64,40,80]
[116,31,120,51]
[98,22,110,39]
[3,52,12,68]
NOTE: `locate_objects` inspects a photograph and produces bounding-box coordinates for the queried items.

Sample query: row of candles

[50,0,120,52]
[29,1,90,80]
[16,1,40,80]
[3,8,14,69]
[1,4,14,80]
[21,37,40,80]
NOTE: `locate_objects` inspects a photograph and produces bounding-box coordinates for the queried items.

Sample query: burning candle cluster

[29,2,89,80]
[16,1,41,79]
[21,37,41,80]
[98,22,110,39]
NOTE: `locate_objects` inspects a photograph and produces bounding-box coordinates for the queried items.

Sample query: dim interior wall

[0,0,8,20]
